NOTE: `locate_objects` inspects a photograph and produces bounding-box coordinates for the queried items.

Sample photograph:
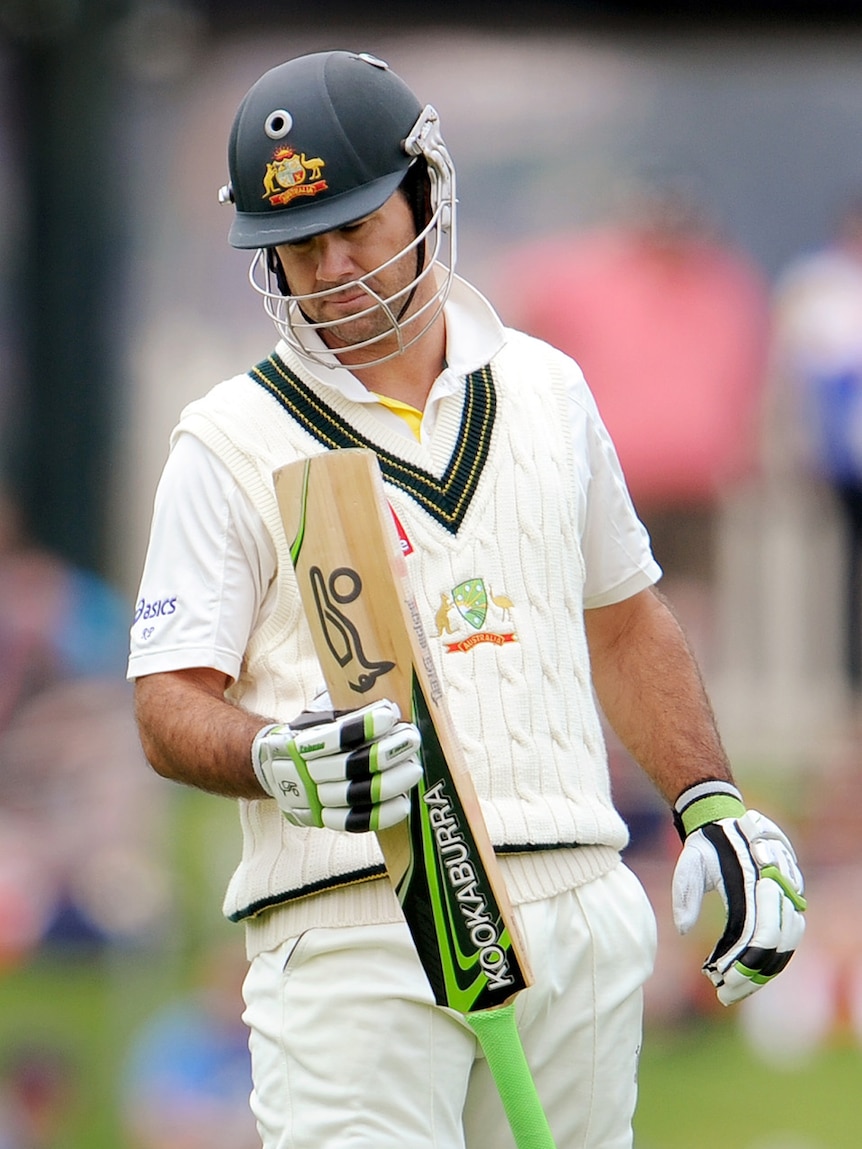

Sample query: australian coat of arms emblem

[262,147,328,208]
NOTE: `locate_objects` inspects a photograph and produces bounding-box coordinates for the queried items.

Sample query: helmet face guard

[250,108,456,368]
[219,52,457,368]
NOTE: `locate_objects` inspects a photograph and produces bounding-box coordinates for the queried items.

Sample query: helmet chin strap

[392,242,425,324]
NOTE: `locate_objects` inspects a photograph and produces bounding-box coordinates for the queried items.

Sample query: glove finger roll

[290,699,402,759]
[320,793,412,833]
[316,756,423,808]
[713,873,806,1005]
[307,724,422,783]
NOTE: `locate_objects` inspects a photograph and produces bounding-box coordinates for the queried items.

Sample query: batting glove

[252,699,422,832]
[671,781,807,1006]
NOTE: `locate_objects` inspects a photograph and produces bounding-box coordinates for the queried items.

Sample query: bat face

[308,563,396,693]
[404,676,525,1010]
[275,449,530,1012]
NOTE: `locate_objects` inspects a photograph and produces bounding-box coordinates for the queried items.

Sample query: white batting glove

[671,781,807,1006]
[252,699,422,832]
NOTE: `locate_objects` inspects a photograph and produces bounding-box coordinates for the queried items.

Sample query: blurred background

[2,1,862,1146]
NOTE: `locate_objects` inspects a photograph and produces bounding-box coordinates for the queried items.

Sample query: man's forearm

[134,667,271,799]
[585,587,734,804]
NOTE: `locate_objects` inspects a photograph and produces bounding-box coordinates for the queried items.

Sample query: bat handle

[465,1003,557,1149]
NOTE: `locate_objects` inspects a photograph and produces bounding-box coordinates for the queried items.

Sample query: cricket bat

[274,448,556,1149]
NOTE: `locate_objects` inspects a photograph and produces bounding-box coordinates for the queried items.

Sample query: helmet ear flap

[267,248,290,296]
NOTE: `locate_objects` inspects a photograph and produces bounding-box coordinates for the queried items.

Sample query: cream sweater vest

[174,333,627,955]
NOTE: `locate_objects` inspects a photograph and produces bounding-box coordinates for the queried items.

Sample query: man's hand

[671,781,807,1006]
[252,699,422,832]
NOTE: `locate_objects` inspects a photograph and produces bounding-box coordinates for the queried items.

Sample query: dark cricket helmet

[222,50,424,249]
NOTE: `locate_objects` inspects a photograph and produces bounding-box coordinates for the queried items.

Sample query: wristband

[673,779,745,840]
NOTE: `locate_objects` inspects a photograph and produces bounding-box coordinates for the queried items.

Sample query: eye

[341,214,374,235]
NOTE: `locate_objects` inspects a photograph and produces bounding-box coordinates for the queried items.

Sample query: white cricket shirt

[128,275,660,683]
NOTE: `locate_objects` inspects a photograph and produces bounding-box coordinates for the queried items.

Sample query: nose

[315,233,358,286]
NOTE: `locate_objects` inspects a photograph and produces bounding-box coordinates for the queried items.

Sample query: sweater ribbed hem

[242,844,621,959]
[498,843,621,904]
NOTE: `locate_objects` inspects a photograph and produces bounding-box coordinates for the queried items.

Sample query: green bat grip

[465,1003,557,1149]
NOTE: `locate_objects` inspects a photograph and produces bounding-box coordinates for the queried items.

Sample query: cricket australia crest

[434,577,518,654]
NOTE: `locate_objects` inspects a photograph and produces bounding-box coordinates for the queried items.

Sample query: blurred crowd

[0,489,169,965]
[2,167,862,1145]
[0,488,257,1147]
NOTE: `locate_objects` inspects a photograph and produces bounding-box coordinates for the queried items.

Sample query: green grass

[635,1018,860,1149]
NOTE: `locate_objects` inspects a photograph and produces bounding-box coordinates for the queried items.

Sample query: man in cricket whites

[129,50,806,1149]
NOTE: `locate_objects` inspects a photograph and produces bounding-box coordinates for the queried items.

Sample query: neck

[334,313,446,410]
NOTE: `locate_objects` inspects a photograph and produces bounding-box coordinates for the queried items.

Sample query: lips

[328,291,367,309]
[316,281,369,310]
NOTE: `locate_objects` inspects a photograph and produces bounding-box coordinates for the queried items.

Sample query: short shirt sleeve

[127,433,276,682]
[566,363,663,608]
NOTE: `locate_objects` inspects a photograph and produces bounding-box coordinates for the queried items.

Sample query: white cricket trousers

[242,862,656,1149]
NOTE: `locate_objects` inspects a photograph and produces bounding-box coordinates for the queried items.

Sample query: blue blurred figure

[770,194,862,692]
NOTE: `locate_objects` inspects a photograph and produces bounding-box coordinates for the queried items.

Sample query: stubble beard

[314,253,422,357]
[318,295,399,353]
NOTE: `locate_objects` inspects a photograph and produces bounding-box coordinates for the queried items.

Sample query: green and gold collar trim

[250,352,496,534]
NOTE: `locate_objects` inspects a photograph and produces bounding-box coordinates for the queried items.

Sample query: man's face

[274,191,426,356]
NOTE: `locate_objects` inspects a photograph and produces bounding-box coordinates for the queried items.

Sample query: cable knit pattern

[173,334,628,936]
